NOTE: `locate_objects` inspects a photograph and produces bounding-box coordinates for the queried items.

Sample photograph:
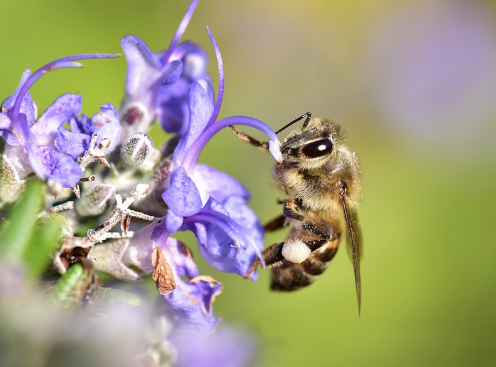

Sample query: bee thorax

[281,239,311,264]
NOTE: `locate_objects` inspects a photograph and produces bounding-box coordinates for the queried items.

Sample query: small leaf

[0,180,43,263]
[50,263,89,307]
[23,215,63,279]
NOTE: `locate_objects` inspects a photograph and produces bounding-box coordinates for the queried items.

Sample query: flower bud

[120,132,154,168]
[75,184,115,217]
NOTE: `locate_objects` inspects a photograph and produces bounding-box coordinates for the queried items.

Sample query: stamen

[10,54,119,135]
[162,0,200,65]
[182,116,281,170]
[205,27,224,128]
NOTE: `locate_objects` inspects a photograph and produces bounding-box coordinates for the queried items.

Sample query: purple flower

[156,41,213,135]
[0,54,118,187]
[119,0,200,140]
[152,224,222,333]
[160,28,282,278]
[366,0,496,147]
[55,103,121,159]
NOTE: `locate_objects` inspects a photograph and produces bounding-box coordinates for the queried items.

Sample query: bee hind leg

[243,242,285,279]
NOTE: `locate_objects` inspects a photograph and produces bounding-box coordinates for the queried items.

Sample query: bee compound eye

[301,139,333,158]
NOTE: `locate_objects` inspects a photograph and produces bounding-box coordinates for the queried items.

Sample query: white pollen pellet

[281,239,311,264]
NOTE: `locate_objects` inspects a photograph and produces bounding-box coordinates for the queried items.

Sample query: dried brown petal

[151,246,176,295]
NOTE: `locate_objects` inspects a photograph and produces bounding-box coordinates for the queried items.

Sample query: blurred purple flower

[172,324,257,367]
[366,0,496,147]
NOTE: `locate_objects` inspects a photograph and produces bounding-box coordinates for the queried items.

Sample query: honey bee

[230,112,362,312]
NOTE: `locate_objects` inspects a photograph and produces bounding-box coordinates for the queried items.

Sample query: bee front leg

[229,126,270,151]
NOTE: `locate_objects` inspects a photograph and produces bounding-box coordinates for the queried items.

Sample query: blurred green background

[2,0,496,366]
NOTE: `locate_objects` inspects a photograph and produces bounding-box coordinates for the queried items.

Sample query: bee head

[280,118,342,167]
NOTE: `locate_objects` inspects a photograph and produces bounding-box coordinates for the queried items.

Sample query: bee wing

[339,190,362,315]
[346,210,363,259]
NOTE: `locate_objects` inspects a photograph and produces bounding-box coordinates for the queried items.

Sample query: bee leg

[229,126,269,151]
[244,237,329,279]
[264,215,286,233]
[301,221,332,240]
[283,200,304,221]
[243,243,285,279]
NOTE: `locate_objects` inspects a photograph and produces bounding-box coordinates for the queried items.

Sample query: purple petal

[166,41,209,81]
[162,167,202,217]
[183,198,263,278]
[87,104,121,153]
[165,237,199,279]
[192,164,250,203]
[9,54,118,138]
[120,35,183,126]
[173,81,214,164]
[165,210,184,234]
[156,78,190,135]
[2,69,37,129]
[54,128,90,159]
[0,113,21,146]
[149,224,199,278]
[163,276,222,333]
[121,35,162,102]
[31,93,82,144]
[31,145,82,187]
[123,221,157,273]
[223,196,265,278]
[161,0,200,65]
[69,114,87,134]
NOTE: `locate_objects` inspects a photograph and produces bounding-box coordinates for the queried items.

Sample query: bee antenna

[275,112,312,135]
